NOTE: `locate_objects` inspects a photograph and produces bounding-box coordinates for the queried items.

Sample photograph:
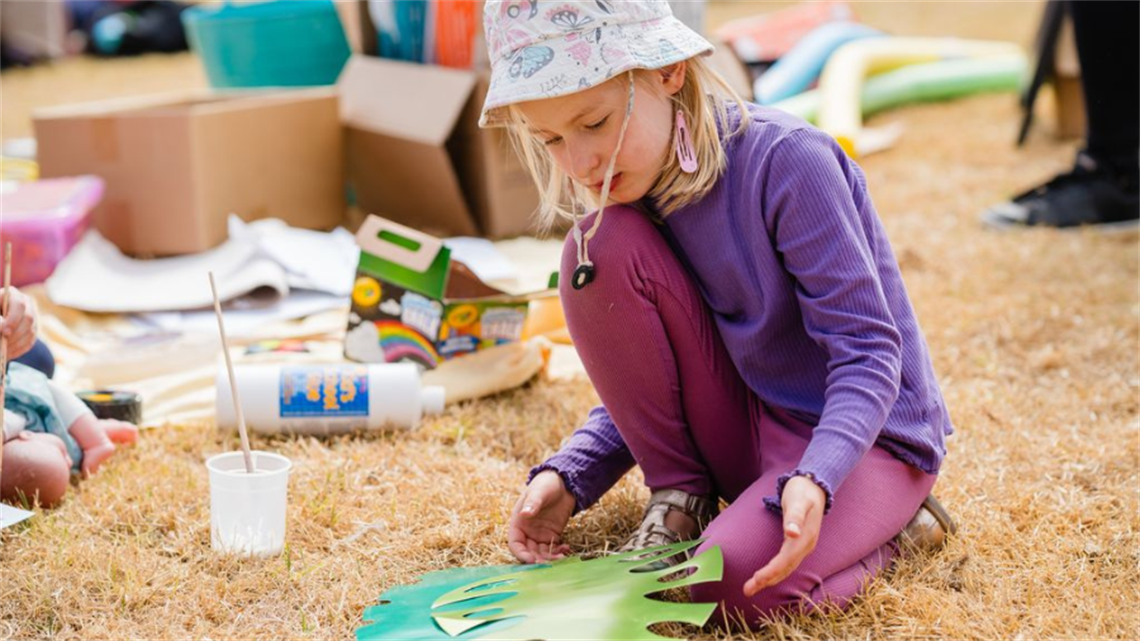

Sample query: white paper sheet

[229,217,359,296]
[46,229,287,313]
[47,217,360,313]
[132,290,348,337]
[0,504,34,529]
[443,237,520,288]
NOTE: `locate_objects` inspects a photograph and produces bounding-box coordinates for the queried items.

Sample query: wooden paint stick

[208,272,255,474]
[0,242,12,482]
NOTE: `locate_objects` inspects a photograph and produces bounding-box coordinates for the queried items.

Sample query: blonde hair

[506,56,750,232]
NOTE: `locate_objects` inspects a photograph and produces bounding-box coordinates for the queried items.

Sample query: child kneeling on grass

[480,0,957,625]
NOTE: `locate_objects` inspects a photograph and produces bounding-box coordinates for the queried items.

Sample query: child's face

[517,67,684,205]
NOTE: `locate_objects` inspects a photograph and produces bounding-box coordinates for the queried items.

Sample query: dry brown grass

[3,3,1138,639]
[2,91,1137,640]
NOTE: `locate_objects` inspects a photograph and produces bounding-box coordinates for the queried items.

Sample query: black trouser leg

[1070,0,1139,184]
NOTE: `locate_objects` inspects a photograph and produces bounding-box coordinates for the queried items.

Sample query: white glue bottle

[216,362,445,435]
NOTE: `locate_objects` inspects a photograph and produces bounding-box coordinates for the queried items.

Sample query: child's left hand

[742,475,826,597]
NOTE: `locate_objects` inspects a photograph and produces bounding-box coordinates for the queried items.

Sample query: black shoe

[982,151,1139,231]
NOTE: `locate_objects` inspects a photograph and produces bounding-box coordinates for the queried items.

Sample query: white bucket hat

[479,0,715,127]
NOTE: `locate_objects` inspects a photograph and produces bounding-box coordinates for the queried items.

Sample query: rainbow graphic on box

[375,320,441,367]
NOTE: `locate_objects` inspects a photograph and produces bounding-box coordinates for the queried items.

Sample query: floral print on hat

[479,0,714,127]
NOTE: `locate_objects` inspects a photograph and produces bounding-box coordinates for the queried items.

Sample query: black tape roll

[77,390,142,424]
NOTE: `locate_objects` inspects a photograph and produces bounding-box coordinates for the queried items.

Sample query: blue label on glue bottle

[279,366,369,418]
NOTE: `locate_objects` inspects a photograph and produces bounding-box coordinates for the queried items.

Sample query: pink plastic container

[0,176,103,286]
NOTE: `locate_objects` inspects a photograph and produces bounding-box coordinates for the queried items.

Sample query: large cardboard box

[345,215,553,369]
[33,89,345,256]
[338,55,540,239]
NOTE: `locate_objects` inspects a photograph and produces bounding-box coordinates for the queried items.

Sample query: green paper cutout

[356,565,545,640]
[432,541,724,640]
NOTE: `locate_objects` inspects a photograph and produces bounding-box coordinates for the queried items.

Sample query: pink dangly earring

[674,109,698,173]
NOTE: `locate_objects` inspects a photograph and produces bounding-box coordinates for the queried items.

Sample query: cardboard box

[332,0,364,53]
[708,37,756,102]
[0,0,69,61]
[1051,16,1085,140]
[338,55,540,239]
[34,89,346,256]
[344,215,553,368]
[1052,75,1085,140]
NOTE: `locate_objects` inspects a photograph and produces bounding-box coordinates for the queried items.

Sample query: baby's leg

[66,413,116,478]
[65,416,138,477]
[46,381,136,477]
[1,432,72,507]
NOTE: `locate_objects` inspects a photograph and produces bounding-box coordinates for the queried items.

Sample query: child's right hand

[507,470,576,564]
[0,287,38,360]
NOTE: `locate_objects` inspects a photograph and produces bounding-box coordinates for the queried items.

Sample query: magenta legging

[560,206,937,623]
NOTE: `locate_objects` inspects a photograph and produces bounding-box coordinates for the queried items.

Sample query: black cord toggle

[571,263,596,290]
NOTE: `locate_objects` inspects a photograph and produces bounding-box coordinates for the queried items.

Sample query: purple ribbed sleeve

[528,405,634,513]
[756,128,902,507]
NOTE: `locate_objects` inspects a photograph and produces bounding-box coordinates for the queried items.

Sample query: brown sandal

[616,489,718,567]
[898,494,957,553]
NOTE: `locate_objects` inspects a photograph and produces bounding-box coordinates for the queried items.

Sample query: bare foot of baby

[69,415,138,478]
[81,442,117,478]
[100,419,139,445]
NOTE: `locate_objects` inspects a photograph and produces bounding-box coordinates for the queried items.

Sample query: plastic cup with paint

[206,451,292,556]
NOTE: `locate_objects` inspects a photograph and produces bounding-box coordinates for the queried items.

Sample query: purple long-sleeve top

[533,105,953,514]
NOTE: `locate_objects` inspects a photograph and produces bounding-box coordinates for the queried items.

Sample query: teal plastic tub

[182,1,351,88]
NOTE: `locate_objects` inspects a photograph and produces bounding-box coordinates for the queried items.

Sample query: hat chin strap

[571,70,636,290]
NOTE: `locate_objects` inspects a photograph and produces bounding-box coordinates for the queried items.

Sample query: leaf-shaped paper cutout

[431,541,723,640]
[356,564,545,640]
